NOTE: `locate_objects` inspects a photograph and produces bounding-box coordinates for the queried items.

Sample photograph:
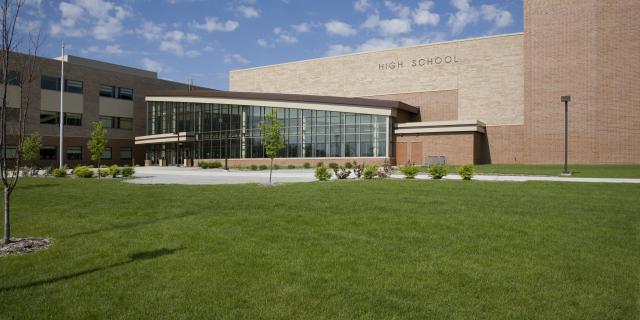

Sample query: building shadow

[0,247,183,292]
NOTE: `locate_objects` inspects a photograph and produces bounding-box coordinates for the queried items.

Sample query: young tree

[1,0,42,245]
[21,131,41,175]
[259,110,285,185]
[87,121,108,178]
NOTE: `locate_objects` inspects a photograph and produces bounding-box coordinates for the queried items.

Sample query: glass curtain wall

[146,101,388,162]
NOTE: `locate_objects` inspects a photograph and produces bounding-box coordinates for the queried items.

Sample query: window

[41,76,59,91]
[40,146,56,160]
[3,71,20,86]
[102,147,112,160]
[100,116,114,128]
[66,146,82,160]
[1,145,17,159]
[120,147,132,160]
[118,117,132,129]
[40,111,58,124]
[64,113,82,126]
[118,87,133,100]
[65,80,83,94]
[99,85,115,98]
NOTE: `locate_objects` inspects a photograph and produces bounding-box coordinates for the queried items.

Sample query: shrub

[98,168,110,178]
[458,164,475,180]
[259,164,268,170]
[328,162,339,170]
[210,161,222,169]
[314,165,332,181]
[363,164,379,179]
[121,166,135,177]
[74,166,94,178]
[250,164,258,171]
[400,165,420,179]
[20,166,30,177]
[273,164,280,170]
[53,167,67,177]
[427,164,448,180]
[198,161,207,169]
[303,162,311,169]
[316,162,324,168]
[334,167,351,179]
[108,165,120,178]
[352,161,364,179]
[287,164,296,169]
[344,162,353,169]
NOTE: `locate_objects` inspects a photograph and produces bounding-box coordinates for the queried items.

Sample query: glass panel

[102,147,112,160]
[118,87,133,100]
[40,76,59,91]
[64,113,82,126]
[120,147,132,160]
[100,116,114,128]
[40,112,58,124]
[100,85,115,97]
[65,80,83,94]
[119,117,132,130]
[66,146,82,160]
[40,146,56,160]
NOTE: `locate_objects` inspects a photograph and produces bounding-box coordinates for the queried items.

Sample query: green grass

[416,164,640,178]
[1,178,639,319]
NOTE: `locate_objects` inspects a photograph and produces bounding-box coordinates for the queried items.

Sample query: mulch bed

[0,238,54,256]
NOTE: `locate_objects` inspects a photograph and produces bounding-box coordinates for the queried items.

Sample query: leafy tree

[259,110,285,185]
[1,0,42,245]
[21,132,41,175]
[87,121,108,179]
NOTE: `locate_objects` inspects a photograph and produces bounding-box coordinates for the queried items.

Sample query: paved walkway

[127,166,640,185]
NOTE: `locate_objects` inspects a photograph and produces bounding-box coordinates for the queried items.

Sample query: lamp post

[560,95,571,176]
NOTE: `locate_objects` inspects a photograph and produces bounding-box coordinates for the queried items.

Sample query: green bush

[427,164,448,180]
[328,162,339,170]
[314,165,332,181]
[303,162,311,169]
[316,162,324,168]
[109,165,120,178]
[210,161,222,169]
[250,164,258,171]
[344,162,353,169]
[287,164,296,169]
[273,164,280,170]
[259,164,268,170]
[400,165,420,179]
[74,166,94,178]
[121,166,135,177]
[363,164,379,179]
[53,167,67,177]
[458,164,475,180]
[98,168,110,178]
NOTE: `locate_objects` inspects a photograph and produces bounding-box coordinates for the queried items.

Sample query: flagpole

[59,41,64,169]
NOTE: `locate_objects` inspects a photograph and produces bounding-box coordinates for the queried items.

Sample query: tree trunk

[269,158,273,185]
[3,186,10,245]
[97,160,101,179]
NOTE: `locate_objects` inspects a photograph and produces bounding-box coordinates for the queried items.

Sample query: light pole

[561,95,571,176]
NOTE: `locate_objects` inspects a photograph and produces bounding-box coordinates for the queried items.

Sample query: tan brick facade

[366,90,458,122]
[523,0,640,164]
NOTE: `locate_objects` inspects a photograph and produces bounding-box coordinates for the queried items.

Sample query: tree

[259,110,285,185]
[21,131,41,175]
[1,0,42,245]
[87,121,108,178]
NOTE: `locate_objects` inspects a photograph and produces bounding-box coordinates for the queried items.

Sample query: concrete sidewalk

[127,166,640,185]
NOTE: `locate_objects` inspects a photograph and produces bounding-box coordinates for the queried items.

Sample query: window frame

[119,147,132,160]
[66,146,82,161]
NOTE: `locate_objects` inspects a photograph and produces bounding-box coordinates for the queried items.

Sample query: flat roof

[145,90,419,114]
[54,55,158,79]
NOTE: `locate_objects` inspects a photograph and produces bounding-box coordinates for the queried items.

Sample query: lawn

[1,178,639,319]
[417,164,640,178]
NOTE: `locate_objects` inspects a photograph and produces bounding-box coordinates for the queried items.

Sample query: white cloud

[362,14,380,29]
[192,16,239,32]
[50,0,131,41]
[185,50,201,58]
[413,1,439,26]
[325,32,446,56]
[354,0,370,12]
[257,38,271,47]
[447,0,512,35]
[224,53,250,64]
[325,20,357,37]
[326,44,354,56]
[160,40,184,56]
[237,5,260,18]
[277,34,297,44]
[104,44,123,54]
[384,0,411,18]
[136,20,164,41]
[480,4,513,29]
[141,57,171,74]
[292,23,310,33]
[378,18,411,35]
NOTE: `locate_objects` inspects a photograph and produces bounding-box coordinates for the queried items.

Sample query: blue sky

[19,0,523,90]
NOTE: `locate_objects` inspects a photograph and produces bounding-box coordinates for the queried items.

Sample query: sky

[17,0,523,90]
